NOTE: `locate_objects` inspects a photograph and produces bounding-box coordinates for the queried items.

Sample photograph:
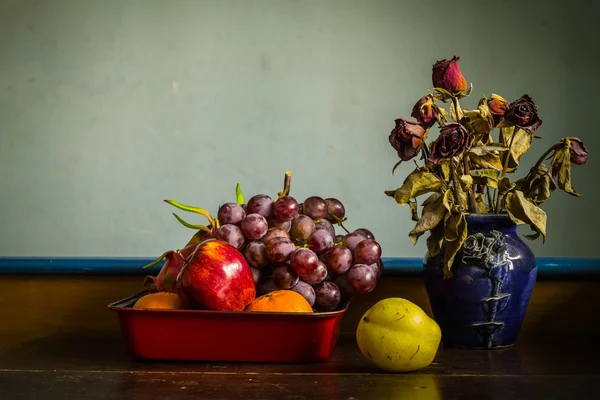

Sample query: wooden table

[0,330,598,399]
[0,276,598,399]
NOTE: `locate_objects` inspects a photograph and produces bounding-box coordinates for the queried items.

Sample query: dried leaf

[451,158,468,209]
[460,174,474,188]
[409,190,452,244]
[474,194,491,214]
[464,109,493,136]
[470,152,504,170]
[505,190,547,240]
[517,164,556,204]
[443,215,467,278]
[421,192,442,208]
[426,223,445,258]
[500,127,533,169]
[550,142,581,197]
[470,169,500,188]
[409,199,419,222]
[387,170,442,205]
[498,176,515,195]
[469,144,509,157]
[444,212,466,242]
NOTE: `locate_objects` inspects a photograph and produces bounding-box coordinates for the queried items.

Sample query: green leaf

[470,169,500,188]
[468,144,509,157]
[500,128,533,170]
[235,183,245,205]
[504,190,547,240]
[409,190,452,244]
[387,170,442,205]
[164,199,213,220]
[172,213,212,233]
[141,251,169,270]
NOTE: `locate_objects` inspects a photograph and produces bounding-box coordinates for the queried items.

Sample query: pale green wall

[0,0,598,258]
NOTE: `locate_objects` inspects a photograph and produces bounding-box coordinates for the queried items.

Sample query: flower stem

[486,186,494,210]
[494,126,518,213]
[451,96,463,122]
[463,155,476,213]
[521,143,561,189]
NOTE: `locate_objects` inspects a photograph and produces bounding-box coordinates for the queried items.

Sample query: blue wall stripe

[0,257,597,277]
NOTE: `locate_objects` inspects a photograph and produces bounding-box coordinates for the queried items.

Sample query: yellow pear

[356,298,441,372]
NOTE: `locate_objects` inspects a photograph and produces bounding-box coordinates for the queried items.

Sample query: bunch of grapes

[214,193,383,312]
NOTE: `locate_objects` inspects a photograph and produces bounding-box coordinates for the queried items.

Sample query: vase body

[423,214,537,349]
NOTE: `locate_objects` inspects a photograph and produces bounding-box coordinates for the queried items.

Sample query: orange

[133,292,183,309]
[245,290,313,313]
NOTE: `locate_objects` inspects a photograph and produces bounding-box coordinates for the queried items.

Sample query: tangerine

[133,292,183,309]
[245,290,313,313]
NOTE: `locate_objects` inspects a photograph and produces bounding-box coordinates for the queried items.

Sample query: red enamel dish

[108,291,348,363]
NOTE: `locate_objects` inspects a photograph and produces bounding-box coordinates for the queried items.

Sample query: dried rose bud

[389,119,427,161]
[432,56,467,94]
[569,137,588,165]
[429,123,470,163]
[486,94,508,126]
[504,95,542,133]
[411,96,438,129]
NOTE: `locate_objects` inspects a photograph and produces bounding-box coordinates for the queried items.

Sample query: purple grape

[265,237,295,262]
[354,228,375,240]
[333,272,355,300]
[214,224,245,249]
[259,279,279,295]
[325,198,345,222]
[273,196,299,221]
[314,281,341,311]
[240,213,268,240]
[368,259,383,279]
[244,240,268,268]
[290,248,319,276]
[250,267,263,287]
[326,246,353,274]
[290,215,316,240]
[261,227,290,245]
[267,217,291,232]
[314,219,335,237]
[290,280,316,307]
[300,260,328,284]
[302,196,328,220]
[271,262,299,289]
[217,203,246,225]
[246,194,274,218]
[348,264,377,294]
[308,229,334,254]
[354,239,382,265]
[343,231,367,252]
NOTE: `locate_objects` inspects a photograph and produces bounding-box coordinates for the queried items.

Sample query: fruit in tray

[141,171,384,313]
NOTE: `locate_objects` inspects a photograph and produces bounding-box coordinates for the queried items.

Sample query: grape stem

[278,170,292,198]
[329,213,350,234]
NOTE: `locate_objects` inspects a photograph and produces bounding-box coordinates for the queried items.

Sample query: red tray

[108,291,348,363]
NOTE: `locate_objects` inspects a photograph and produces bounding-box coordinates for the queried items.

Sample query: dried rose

[411,96,439,128]
[429,123,470,163]
[432,56,467,94]
[485,94,508,126]
[389,119,427,161]
[569,137,588,165]
[504,95,542,133]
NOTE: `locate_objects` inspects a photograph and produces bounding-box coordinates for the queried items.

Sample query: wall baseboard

[0,257,597,277]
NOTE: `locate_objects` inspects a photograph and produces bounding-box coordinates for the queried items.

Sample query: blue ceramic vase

[423,214,537,349]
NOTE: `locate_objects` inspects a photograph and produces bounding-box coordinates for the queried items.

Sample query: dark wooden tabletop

[0,329,598,400]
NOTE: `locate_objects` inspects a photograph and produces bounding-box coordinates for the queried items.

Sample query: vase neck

[466,214,517,235]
